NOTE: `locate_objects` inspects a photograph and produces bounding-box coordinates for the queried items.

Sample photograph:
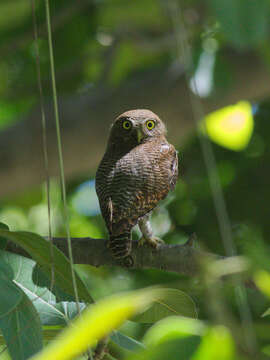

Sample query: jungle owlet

[95,109,178,263]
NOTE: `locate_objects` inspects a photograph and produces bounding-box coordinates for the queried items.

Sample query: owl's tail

[108,232,132,260]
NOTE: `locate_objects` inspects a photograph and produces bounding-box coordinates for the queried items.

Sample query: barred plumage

[95,109,178,262]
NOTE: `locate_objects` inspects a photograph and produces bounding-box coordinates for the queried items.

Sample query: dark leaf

[208,0,269,48]
[133,288,197,323]
[0,288,43,359]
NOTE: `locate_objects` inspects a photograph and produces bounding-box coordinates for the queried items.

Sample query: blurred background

[0,0,270,357]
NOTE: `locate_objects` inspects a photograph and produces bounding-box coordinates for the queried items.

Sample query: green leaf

[0,249,62,300]
[126,337,201,360]
[0,277,23,318]
[208,0,269,48]
[0,229,93,303]
[42,326,62,341]
[262,308,270,318]
[126,316,205,360]
[0,344,11,359]
[0,257,13,280]
[22,290,86,326]
[143,316,206,347]
[74,264,100,293]
[0,251,86,327]
[31,288,165,360]
[254,270,270,298]
[0,288,43,359]
[49,302,86,325]
[262,344,270,356]
[192,326,235,360]
[133,288,197,323]
[0,260,22,318]
[0,223,9,250]
[110,331,145,352]
[0,255,43,357]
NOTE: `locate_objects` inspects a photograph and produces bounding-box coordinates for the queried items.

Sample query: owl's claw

[138,236,164,249]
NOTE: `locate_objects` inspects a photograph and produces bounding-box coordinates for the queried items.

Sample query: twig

[93,336,109,360]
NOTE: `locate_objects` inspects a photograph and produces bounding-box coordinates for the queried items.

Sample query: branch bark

[44,236,219,276]
[6,236,256,291]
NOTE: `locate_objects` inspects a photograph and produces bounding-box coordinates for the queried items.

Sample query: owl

[95,109,178,264]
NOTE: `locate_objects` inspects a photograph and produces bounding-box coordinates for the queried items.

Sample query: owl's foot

[138,236,164,249]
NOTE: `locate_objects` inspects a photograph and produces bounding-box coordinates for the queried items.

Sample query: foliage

[1,0,270,359]
[31,287,164,360]
[0,0,269,128]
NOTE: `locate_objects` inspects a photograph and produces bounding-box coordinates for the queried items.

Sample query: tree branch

[7,235,256,290]
[43,236,218,276]
[5,235,215,276]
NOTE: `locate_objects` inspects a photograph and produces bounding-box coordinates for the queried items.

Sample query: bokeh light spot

[203,101,254,151]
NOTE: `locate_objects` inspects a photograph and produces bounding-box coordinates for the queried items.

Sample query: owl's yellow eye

[146,120,155,130]
[122,120,132,130]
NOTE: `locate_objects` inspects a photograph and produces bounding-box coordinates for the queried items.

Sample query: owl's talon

[138,236,164,249]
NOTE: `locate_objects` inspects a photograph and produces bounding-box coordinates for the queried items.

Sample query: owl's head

[109,109,166,146]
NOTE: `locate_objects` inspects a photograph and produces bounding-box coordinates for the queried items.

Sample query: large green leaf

[0,250,87,327]
[0,249,72,301]
[208,0,269,48]
[20,288,86,326]
[0,229,93,303]
[0,255,43,358]
[31,287,164,360]
[0,287,43,360]
[133,288,197,323]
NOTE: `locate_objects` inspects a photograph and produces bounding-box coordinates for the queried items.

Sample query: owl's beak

[136,128,144,143]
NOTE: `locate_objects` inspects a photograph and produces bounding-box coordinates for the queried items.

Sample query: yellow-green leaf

[192,326,235,360]
[254,270,270,298]
[203,101,254,151]
[30,287,163,360]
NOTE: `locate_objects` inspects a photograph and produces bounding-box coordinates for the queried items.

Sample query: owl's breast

[96,139,176,226]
